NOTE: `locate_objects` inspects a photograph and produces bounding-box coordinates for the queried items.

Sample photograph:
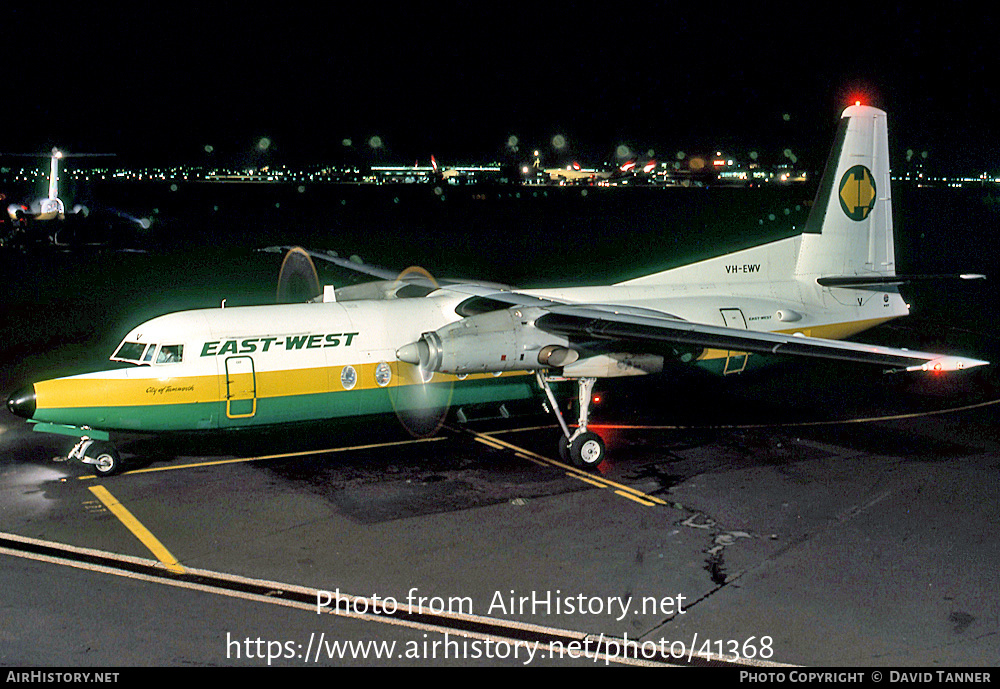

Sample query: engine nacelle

[396,308,578,374]
[562,353,663,378]
[334,279,438,302]
[7,203,27,220]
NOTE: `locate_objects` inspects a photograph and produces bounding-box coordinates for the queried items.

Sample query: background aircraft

[5,104,988,476]
[4,148,99,222]
[1,148,150,250]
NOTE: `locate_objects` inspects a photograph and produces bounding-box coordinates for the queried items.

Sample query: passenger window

[156,345,183,363]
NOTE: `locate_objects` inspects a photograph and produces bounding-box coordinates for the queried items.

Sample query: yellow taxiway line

[75,436,447,480]
[71,430,665,508]
[87,485,185,574]
[466,428,668,507]
[1,531,787,667]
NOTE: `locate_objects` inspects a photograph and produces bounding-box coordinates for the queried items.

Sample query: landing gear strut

[66,437,125,477]
[535,373,606,469]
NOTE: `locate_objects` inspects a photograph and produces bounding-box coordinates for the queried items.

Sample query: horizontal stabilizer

[816,274,986,288]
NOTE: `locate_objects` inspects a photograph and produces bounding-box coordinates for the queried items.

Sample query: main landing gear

[64,437,125,477]
[535,373,606,470]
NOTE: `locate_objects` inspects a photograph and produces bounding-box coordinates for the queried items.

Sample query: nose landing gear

[65,437,125,476]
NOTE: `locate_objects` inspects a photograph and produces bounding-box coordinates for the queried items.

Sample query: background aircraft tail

[795,104,894,281]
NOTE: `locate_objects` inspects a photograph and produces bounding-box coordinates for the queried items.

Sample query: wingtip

[906,356,990,373]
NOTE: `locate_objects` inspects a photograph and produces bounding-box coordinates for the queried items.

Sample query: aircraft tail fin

[796,104,894,281]
[617,104,898,289]
[48,149,61,201]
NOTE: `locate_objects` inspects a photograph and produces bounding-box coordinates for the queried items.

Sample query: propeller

[272,247,454,437]
[276,246,322,303]
[387,265,455,438]
[107,208,151,229]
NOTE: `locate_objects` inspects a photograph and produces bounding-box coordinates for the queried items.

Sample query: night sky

[4,4,997,174]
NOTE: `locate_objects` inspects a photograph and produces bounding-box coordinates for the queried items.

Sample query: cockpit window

[156,345,183,364]
[112,341,166,365]
[113,341,147,363]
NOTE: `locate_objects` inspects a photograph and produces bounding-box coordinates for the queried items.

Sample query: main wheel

[568,431,605,469]
[557,436,571,463]
[89,441,124,477]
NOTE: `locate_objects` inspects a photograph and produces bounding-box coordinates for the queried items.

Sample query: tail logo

[839,165,877,221]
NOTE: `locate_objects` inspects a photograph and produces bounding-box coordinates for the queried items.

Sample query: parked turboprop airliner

[6,104,988,475]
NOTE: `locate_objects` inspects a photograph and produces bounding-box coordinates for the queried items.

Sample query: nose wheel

[538,373,606,469]
[89,442,124,477]
[67,438,125,477]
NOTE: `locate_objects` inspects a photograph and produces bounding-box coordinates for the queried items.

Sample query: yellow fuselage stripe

[36,362,526,410]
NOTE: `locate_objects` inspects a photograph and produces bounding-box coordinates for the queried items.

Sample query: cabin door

[720,308,749,375]
[225,356,257,419]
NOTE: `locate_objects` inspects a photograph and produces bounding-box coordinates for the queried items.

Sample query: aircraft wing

[263,248,987,373]
[533,304,988,372]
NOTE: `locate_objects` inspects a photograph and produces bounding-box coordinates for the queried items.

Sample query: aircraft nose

[7,385,36,419]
